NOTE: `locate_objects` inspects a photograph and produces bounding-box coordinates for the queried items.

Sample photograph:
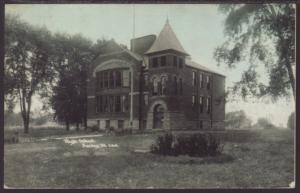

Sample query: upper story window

[122,95,129,112]
[109,71,115,88]
[144,94,149,105]
[199,73,203,88]
[179,78,183,94]
[161,76,167,95]
[161,56,166,67]
[207,75,211,89]
[96,69,130,91]
[144,74,148,87]
[152,77,159,96]
[173,56,178,67]
[122,70,130,87]
[115,71,121,87]
[199,96,203,113]
[192,71,196,87]
[179,58,183,68]
[103,71,109,88]
[207,96,211,113]
[152,57,159,68]
[192,95,196,106]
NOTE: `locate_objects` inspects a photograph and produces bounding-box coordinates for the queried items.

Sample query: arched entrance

[153,104,165,129]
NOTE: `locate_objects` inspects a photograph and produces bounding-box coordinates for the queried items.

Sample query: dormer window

[152,57,158,68]
[179,58,183,68]
[173,56,177,67]
[161,56,166,67]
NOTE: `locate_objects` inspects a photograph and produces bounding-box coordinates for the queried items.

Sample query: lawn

[4,128,294,188]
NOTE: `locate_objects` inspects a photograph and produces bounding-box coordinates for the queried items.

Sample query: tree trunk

[285,61,295,100]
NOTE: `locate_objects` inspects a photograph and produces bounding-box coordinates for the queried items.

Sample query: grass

[4,128,294,188]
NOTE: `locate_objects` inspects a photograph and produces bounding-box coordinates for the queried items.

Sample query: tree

[5,14,55,133]
[225,110,252,129]
[256,118,276,130]
[214,4,295,101]
[50,33,94,131]
[287,112,295,130]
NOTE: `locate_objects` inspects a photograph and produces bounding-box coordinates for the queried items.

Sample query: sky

[5,4,295,127]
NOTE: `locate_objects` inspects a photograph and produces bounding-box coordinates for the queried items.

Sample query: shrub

[89,125,99,132]
[151,132,223,157]
[150,132,174,156]
[114,128,133,136]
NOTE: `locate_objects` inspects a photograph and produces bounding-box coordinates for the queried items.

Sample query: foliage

[225,110,252,129]
[214,4,295,101]
[256,118,276,130]
[50,34,107,131]
[5,14,56,133]
[151,132,223,157]
[150,132,174,155]
[287,112,295,130]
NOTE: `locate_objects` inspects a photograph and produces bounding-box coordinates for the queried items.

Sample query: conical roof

[145,20,189,55]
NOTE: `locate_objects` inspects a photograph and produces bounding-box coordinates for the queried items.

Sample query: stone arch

[146,100,170,130]
[93,59,133,77]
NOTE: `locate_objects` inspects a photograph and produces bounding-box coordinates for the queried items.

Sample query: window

[109,96,114,112]
[161,76,167,95]
[179,78,183,94]
[109,71,115,88]
[192,95,196,106]
[103,95,109,112]
[115,95,121,112]
[161,56,166,67]
[144,94,149,105]
[96,72,102,91]
[122,95,129,112]
[199,73,203,88]
[105,120,110,129]
[153,77,159,95]
[152,57,158,68]
[199,96,203,113]
[179,58,183,68]
[207,75,211,89]
[118,120,124,129]
[103,71,109,88]
[122,70,130,87]
[192,71,196,86]
[207,96,211,113]
[173,56,178,67]
[115,70,122,87]
[174,76,178,94]
[144,74,148,87]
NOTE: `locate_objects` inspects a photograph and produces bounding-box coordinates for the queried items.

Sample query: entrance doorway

[153,104,164,129]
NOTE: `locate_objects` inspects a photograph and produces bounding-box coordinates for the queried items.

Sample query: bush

[150,132,174,155]
[256,118,276,130]
[89,125,99,132]
[114,128,133,136]
[150,132,223,157]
